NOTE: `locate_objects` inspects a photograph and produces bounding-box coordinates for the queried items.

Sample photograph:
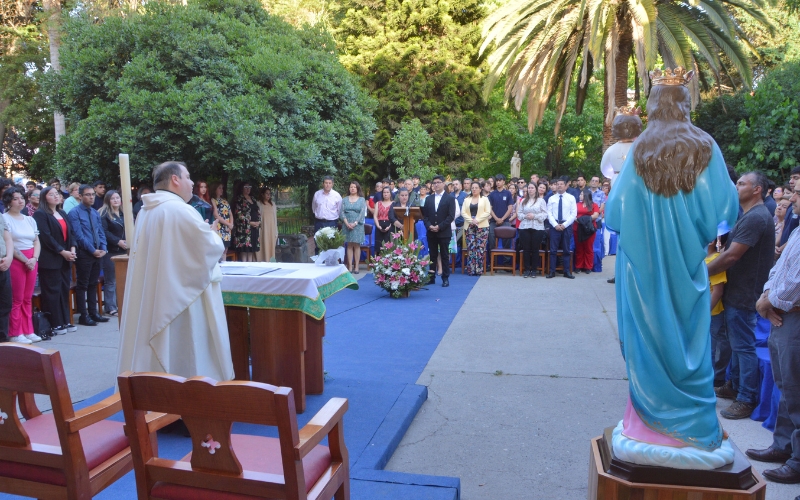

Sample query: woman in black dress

[232,182,261,262]
[32,187,77,334]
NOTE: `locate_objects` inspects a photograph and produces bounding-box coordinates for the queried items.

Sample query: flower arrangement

[314,226,345,251]
[371,232,430,298]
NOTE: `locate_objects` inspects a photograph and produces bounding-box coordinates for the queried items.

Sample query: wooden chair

[490,226,518,276]
[360,224,374,269]
[539,247,574,276]
[225,250,238,262]
[0,344,133,499]
[118,372,350,500]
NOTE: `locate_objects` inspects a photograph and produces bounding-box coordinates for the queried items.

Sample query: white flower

[391,280,399,290]
[402,268,410,275]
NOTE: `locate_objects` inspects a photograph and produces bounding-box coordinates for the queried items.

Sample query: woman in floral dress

[211,183,234,261]
[232,182,261,261]
[461,181,492,275]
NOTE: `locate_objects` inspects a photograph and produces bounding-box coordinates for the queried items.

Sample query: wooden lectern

[393,206,423,241]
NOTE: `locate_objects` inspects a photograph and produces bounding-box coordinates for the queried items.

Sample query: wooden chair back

[0,344,132,500]
[118,372,349,500]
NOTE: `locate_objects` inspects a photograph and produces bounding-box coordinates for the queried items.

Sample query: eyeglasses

[82,193,96,197]
[243,185,252,189]
[30,194,40,197]
[432,180,443,185]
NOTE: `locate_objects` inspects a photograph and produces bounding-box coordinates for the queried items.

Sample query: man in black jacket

[422,175,456,287]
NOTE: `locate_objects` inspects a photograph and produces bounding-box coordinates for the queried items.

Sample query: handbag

[449,234,457,254]
[32,311,53,340]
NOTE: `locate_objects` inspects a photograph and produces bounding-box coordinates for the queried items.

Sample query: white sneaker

[10,336,32,344]
[24,334,42,343]
[65,324,77,332]
[51,325,67,334]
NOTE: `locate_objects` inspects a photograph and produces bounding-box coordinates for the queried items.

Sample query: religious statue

[601,107,641,186]
[604,68,739,469]
[510,151,521,178]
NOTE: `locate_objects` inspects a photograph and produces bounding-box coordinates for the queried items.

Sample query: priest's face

[174,165,194,203]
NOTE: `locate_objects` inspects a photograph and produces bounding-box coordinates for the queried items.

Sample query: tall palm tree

[480,0,772,148]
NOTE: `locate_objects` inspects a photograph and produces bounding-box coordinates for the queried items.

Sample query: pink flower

[392,232,402,240]
[411,275,419,282]
[404,257,414,266]
[384,242,394,250]
[391,262,401,270]
[408,242,418,250]
[399,276,407,285]
[382,258,390,266]
[394,248,403,255]
[377,275,385,283]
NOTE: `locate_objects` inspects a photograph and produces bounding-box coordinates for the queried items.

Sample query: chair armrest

[65,394,122,433]
[146,412,181,433]
[295,398,348,459]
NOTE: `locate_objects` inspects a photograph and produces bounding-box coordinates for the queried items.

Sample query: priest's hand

[756,291,783,327]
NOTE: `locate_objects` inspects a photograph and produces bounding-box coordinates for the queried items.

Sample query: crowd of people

[318,172,612,280]
[0,176,278,345]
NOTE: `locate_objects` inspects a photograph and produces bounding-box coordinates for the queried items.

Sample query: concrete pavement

[386,257,799,500]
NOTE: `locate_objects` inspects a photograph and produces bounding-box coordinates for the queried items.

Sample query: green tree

[471,75,604,179]
[389,118,435,181]
[693,93,747,167]
[0,0,58,178]
[47,0,375,186]
[733,60,800,179]
[479,0,772,148]
[334,0,487,179]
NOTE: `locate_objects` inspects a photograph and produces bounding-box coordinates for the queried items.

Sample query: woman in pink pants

[2,186,41,344]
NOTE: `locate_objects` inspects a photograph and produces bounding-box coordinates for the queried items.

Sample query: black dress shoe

[546,272,555,279]
[442,278,449,287]
[90,314,110,323]
[78,316,97,326]
[584,269,592,274]
[762,464,800,484]
[746,447,792,463]
[607,277,615,283]
[564,272,575,279]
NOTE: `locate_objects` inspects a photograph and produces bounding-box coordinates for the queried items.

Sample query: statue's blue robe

[605,142,738,450]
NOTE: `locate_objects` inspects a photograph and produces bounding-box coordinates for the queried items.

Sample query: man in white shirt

[546,179,577,279]
[311,175,342,235]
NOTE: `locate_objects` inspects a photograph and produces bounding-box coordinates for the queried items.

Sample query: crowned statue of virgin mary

[605,68,740,469]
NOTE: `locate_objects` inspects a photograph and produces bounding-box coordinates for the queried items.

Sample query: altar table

[220,262,358,413]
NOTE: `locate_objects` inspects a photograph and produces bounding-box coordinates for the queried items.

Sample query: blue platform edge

[352,384,460,500]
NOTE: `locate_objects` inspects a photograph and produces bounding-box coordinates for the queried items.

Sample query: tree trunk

[602,10,634,151]
[0,99,8,162]
[44,0,65,142]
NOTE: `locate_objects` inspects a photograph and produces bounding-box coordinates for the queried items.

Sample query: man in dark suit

[422,175,456,287]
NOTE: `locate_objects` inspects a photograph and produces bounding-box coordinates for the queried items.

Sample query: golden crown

[614,106,641,116]
[650,67,693,86]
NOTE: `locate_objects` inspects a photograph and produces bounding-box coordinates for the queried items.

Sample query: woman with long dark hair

[372,186,395,255]
[98,190,127,316]
[517,182,548,277]
[573,188,600,274]
[341,181,366,272]
[461,181,492,275]
[210,183,233,261]
[3,187,41,343]
[232,182,261,262]
[33,186,77,335]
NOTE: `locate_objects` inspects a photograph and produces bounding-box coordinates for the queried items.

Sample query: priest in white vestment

[116,161,233,382]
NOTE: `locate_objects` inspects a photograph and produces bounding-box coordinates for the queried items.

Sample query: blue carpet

[3,272,476,500]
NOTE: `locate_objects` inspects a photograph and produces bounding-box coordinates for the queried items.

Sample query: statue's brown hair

[634,85,712,197]
[612,115,642,141]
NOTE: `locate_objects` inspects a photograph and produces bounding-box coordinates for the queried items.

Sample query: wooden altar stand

[394,206,423,241]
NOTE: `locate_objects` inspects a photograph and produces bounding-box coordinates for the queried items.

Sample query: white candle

[118,153,135,246]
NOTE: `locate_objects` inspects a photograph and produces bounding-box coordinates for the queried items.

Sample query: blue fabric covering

[755,314,771,348]
[752,347,774,423]
[592,226,605,272]
[416,220,429,258]
[605,143,739,451]
[609,232,617,255]
[0,274,477,500]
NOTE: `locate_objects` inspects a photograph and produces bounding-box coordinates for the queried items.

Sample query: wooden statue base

[589,430,767,500]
